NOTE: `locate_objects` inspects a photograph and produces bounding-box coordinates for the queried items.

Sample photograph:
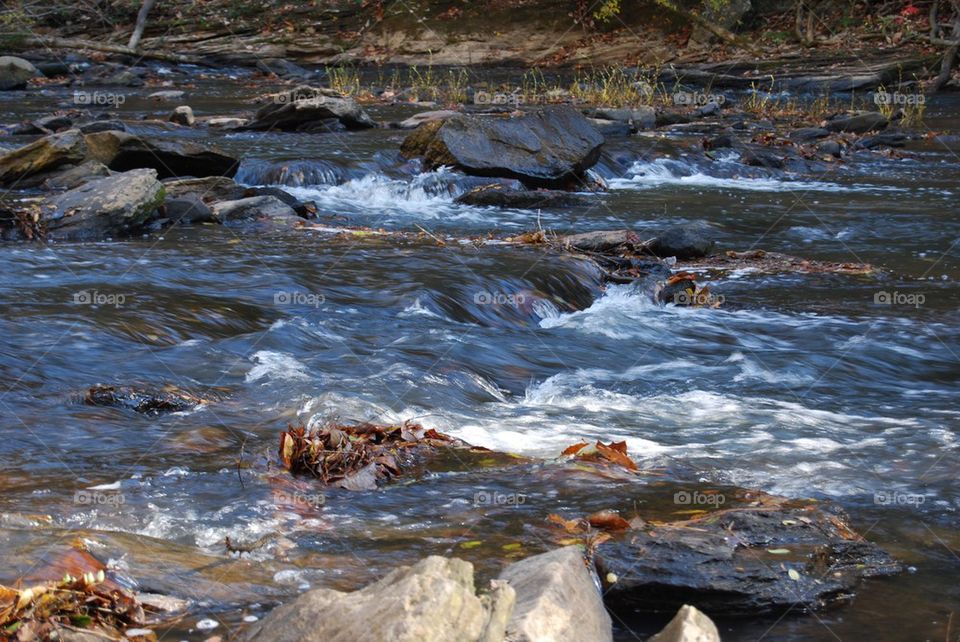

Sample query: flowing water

[1,69,959,640]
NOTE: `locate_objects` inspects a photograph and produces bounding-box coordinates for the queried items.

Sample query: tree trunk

[127,0,158,51]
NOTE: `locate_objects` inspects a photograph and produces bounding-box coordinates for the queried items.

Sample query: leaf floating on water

[460,540,483,550]
[768,548,792,555]
[782,520,797,526]
[501,543,523,551]
[788,569,801,581]
[594,441,638,471]
[561,442,589,456]
[586,510,631,531]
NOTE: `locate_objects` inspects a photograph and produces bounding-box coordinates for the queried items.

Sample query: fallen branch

[18,35,206,65]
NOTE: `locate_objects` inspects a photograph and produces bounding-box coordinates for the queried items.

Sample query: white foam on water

[608,158,906,193]
[246,350,312,383]
[284,169,486,221]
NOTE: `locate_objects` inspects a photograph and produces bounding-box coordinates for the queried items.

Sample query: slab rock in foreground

[244,556,513,642]
[246,547,612,642]
[498,545,612,642]
[401,108,604,189]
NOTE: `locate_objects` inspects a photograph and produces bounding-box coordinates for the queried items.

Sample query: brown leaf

[595,441,638,471]
[561,442,589,456]
[586,510,631,531]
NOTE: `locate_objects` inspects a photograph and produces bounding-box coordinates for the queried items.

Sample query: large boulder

[498,546,612,642]
[84,130,238,178]
[43,169,165,240]
[243,556,513,642]
[401,108,605,189]
[0,56,37,90]
[240,86,377,132]
[0,130,87,186]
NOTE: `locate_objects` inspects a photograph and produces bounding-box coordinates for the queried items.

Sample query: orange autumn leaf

[586,510,631,531]
[595,441,638,471]
[561,442,589,456]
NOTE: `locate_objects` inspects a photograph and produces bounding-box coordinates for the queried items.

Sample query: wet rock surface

[240,86,377,132]
[43,169,165,240]
[596,497,901,616]
[0,129,87,185]
[83,384,205,414]
[401,108,604,189]
[84,130,239,178]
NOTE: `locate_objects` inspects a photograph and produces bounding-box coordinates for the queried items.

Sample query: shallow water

[0,70,958,640]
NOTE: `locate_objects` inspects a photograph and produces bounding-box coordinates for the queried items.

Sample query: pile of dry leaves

[0,575,151,641]
[279,421,467,490]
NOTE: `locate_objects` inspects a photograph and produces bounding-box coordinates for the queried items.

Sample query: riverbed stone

[498,546,612,642]
[43,168,165,240]
[824,112,888,134]
[401,108,604,189]
[596,502,901,616]
[649,223,715,259]
[455,184,591,209]
[43,160,111,190]
[162,176,245,201]
[241,85,376,132]
[0,129,87,186]
[649,605,720,642]
[84,130,238,178]
[170,105,196,127]
[210,195,298,223]
[0,56,38,90]
[243,556,496,642]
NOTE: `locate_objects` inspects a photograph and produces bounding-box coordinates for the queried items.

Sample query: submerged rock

[244,556,511,642]
[0,129,87,186]
[596,498,901,616]
[44,169,165,241]
[499,546,612,642]
[241,85,376,132]
[84,130,238,178]
[455,184,591,209]
[400,108,604,189]
[84,384,204,414]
